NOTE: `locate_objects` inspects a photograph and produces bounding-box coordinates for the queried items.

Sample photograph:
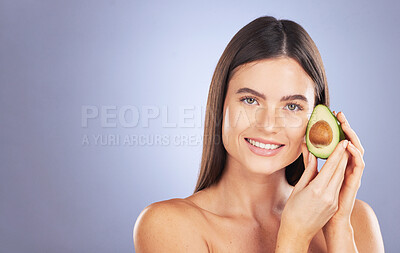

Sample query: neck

[211,155,294,221]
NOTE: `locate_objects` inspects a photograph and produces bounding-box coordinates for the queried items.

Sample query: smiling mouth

[245,138,284,150]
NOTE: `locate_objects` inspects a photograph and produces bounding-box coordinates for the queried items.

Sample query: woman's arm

[322,112,384,252]
[133,201,209,253]
[323,199,384,253]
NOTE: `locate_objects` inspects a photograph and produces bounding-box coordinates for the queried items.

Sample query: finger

[332,142,365,211]
[337,111,365,156]
[327,149,350,196]
[312,140,348,187]
[346,141,365,188]
[301,143,310,168]
[294,152,318,192]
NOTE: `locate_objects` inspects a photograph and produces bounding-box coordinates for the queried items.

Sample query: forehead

[228,57,315,99]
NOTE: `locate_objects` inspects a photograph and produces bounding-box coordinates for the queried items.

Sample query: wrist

[275,224,312,253]
[323,219,354,237]
[323,223,357,252]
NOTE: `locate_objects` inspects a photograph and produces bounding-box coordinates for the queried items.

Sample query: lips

[244,138,285,157]
[244,137,284,146]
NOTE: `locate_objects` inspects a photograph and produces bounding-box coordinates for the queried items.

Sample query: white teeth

[247,138,282,150]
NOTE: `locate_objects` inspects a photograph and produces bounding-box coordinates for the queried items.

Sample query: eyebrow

[236,87,308,103]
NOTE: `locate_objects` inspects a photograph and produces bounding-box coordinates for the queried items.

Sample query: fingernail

[341,112,346,120]
[308,152,312,162]
[342,140,348,148]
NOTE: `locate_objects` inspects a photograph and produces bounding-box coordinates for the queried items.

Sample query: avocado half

[305,104,346,159]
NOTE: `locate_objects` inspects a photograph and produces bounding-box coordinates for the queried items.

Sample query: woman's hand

[325,111,365,227]
[321,111,366,252]
[276,138,350,252]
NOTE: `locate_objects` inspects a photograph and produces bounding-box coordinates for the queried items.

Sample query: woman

[133,16,384,252]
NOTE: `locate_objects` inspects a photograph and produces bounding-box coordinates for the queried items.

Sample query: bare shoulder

[350,199,385,252]
[133,198,209,253]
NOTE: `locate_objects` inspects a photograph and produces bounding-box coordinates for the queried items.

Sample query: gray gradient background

[1,0,399,252]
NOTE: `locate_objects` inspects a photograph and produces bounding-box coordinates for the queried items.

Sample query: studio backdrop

[1,0,399,252]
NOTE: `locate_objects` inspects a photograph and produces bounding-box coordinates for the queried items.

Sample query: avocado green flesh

[306,105,345,159]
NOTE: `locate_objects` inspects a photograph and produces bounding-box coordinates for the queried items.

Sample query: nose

[254,107,284,132]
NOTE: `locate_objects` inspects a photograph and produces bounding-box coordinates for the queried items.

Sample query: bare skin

[133,196,378,252]
[184,186,328,252]
[133,58,384,253]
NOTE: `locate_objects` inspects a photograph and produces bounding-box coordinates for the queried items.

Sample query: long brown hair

[194,16,329,193]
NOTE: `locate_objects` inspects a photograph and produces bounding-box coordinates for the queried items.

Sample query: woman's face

[222,57,316,176]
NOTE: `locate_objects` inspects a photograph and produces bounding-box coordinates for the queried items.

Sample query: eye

[285,103,303,111]
[240,96,259,105]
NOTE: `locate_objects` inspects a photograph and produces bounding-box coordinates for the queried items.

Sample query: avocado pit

[309,120,333,148]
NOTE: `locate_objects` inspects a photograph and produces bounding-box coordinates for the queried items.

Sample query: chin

[243,158,284,175]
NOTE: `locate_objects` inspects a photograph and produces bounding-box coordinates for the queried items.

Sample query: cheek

[282,113,307,130]
[223,105,254,133]
[284,114,308,142]
[222,105,254,148]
